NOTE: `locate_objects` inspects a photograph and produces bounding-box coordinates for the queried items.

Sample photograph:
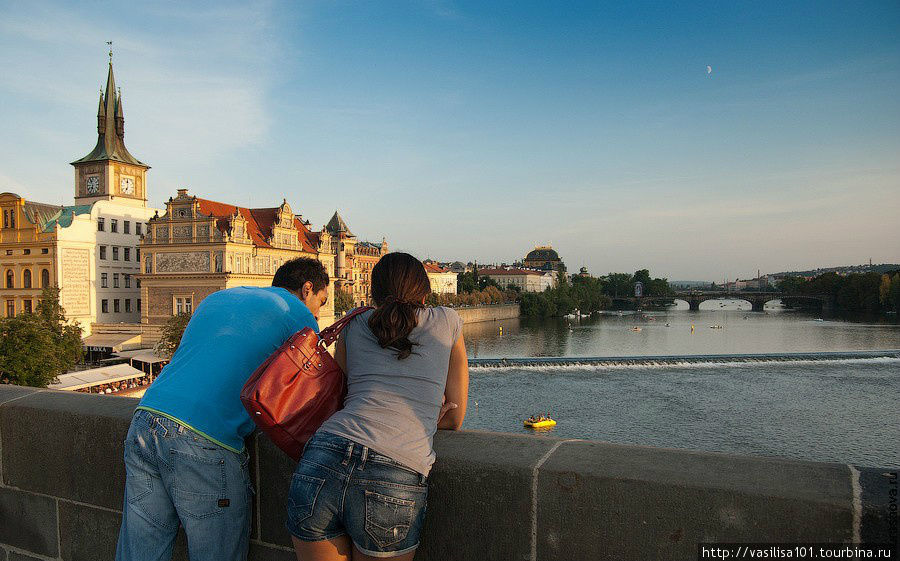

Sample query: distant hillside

[773,264,900,277]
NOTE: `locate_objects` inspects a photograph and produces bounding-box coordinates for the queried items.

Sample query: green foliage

[334,288,355,315]
[0,286,83,387]
[155,312,192,360]
[426,286,518,307]
[779,271,899,313]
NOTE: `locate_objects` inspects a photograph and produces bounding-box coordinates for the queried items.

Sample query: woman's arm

[437,334,469,430]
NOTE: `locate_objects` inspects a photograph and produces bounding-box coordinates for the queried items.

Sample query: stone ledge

[0,385,895,561]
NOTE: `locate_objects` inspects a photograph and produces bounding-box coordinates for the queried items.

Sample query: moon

[707,65,712,75]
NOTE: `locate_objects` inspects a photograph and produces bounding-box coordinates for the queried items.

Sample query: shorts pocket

[364,490,416,549]
[288,473,325,526]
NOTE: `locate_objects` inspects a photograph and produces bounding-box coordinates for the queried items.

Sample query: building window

[114,299,120,313]
[5,250,11,256]
[124,274,131,288]
[99,246,107,260]
[124,247,131,261]
[125,299,131,313]
[136,247,141,261]
[23,300,32,314]
[41,269,50,287]
[113,273,119,288]
[135,222,142,236]
[23,248,30,255]
[41,248,48,254]
[111,219,118,233]
[112,247,119,261]
[23,269,31,288]
[2,210,7,229]
[174,296,193,315]
[124,220,131,234]
[97,217,105,231]
[5,270,13,289]
[136,279,141,288]
[137,298,141,312]
[101,299,108,313]
[101,273,108,288]
[5,300,14,317]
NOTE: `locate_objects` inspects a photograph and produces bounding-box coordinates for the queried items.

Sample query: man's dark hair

[272,257,329,293]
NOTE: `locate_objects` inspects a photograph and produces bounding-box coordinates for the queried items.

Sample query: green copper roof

[37,204,93,233]
[71,62,147,167]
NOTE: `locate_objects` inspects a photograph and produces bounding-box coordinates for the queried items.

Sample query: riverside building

[0,57,160,335]
[323,211,388,307]
[424,261,458,294]
[478,267,556,292]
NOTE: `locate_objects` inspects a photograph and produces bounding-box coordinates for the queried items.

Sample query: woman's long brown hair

[368,252,432,360]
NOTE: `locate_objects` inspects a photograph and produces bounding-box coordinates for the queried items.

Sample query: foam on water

[468,354,900,373]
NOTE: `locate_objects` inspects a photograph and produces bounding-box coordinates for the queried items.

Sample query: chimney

[177,188,189,197]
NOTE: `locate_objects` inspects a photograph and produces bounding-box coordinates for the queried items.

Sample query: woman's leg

[293,535,353,561]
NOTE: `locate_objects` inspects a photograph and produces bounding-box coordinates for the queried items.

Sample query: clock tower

[71,56,149,207]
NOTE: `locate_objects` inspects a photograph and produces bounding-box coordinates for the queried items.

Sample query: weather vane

[107,41,113,62]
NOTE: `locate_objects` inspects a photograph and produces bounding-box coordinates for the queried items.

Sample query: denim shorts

[286,431,428,558]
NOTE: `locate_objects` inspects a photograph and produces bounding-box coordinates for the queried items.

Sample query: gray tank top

[317,306,463,476]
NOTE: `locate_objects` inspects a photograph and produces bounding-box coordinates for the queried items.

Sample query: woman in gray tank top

[288,252,469,561]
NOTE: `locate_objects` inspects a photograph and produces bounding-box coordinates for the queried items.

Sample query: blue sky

[1,1,898,280]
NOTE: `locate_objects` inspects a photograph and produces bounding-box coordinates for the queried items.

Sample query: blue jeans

[115,409,252,561]
[287,431,429,558]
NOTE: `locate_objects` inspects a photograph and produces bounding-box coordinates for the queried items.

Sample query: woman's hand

[438,396,458,423]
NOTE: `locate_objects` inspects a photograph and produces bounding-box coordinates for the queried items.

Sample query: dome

[525,246,559,262]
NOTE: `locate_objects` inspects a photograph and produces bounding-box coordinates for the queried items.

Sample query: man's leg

[167,428,252,561]
[115,412,180,561]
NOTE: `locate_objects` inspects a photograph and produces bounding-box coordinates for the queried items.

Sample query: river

[460,301,900,468]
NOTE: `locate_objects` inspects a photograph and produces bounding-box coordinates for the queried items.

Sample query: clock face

[120,177,135,195]
[86,176,100,194]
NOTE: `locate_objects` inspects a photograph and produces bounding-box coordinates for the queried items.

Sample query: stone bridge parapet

[0,385,894,560]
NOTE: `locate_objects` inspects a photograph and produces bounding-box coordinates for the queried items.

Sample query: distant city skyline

[1,1,898,280]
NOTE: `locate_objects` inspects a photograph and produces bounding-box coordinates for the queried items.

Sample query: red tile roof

[196,198,318,253]
[424,262,450,273]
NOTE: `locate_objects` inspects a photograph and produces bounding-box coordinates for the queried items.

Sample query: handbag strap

[319,306,374,346]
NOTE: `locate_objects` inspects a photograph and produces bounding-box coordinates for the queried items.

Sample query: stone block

[0,390,137,509]
[59,501,121,561]
[415,430,559,561]
[537,440,853,561]
[8,552,46,561]
[0,385,41,407]
[0,487,58,558]
[249,543,295,561]
[255,434,298,547]
[857,466,899,544]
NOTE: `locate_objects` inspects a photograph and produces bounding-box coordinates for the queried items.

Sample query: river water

[460,301,900,468]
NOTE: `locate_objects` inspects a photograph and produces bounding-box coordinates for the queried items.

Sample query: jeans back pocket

[363,490,417,549]
[288,473,325,526]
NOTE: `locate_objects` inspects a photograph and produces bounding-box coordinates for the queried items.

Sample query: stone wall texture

[0,385,895,561]
[455,303,520,324]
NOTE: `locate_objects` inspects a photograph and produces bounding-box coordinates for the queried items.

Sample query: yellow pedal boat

[524,418,557,429]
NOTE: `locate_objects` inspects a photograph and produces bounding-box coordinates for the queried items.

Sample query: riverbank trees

[779,271,900,313]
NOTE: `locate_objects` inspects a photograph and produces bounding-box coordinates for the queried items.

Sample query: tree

[334,288,355,315]
[0,286,83,387]
[155,312,192,360]
[604,273,633,298]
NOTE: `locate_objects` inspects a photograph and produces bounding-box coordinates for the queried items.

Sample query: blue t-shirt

[138,286,319,453]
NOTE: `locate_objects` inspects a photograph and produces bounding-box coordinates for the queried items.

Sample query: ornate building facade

[138,190,336,334]
[522,245,565,272]
[0,58,159,334]
[424,261,458,294]
[323,212,388,307]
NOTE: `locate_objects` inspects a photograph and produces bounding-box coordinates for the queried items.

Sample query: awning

[49,363,147,391]
[116,349,168,364]
[82,333,142,353]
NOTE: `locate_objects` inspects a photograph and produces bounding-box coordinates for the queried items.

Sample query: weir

[468,349,900,368]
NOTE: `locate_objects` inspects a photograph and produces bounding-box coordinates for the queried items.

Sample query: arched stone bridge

[612,292,833,312]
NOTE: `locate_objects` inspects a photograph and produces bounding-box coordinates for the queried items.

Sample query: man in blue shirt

[116,257,329,561]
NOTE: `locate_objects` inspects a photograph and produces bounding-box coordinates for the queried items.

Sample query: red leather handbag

[240,306,372,461]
